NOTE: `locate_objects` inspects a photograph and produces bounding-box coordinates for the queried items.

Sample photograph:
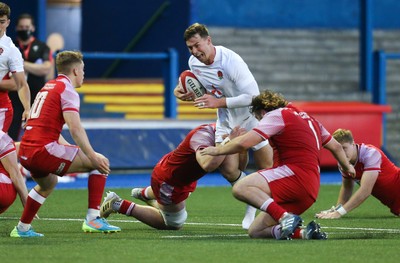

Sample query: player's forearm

[24,61,52,76]
[0,79,17,91]
[69,126,97,159]
[226,94,252,108]
[337,188,351,207]
[198,154,225,172]
[9,169,29,207]
[341,189,370,214]
[18,87,31,111]
[217,141,247,155]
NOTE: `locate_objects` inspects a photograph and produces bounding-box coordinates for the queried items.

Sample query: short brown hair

[0,2,11,19]
[184,23,209,41]
[332,129,354,144]
[250,90,288,114]
[56,50,83,74]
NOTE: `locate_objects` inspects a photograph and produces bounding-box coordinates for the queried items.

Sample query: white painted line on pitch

[324,226,400,233]
[161,234,248,239]
[1,216,399,234]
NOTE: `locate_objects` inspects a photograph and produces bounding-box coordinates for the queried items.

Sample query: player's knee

[248,228,261,239]
[160,208,188,229]
[232,181,245,201]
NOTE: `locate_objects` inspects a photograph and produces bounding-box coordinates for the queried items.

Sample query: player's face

[16,18,34,31]
[74,62,85,88]
[0,15,10,36]
[340,142,357,163]
[186,34,214,65]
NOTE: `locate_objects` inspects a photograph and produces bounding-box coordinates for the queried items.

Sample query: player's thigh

[0,182,17,214]
[218,153,240,179]
[158,200,186,213]
[252,143,273,169]
[67,148,97,173]
[235,171,272,196]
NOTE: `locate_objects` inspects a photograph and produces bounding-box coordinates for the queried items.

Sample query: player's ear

[73,68,77,76]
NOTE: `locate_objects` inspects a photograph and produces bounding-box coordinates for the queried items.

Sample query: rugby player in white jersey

[174,23,273,229]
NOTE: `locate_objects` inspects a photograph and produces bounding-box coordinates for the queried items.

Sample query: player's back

[21,76,79,147]
[154,124,215,186]
[270,106,323,167]
[355,143,400,208]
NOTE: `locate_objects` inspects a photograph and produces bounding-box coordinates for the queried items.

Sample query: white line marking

[1,217,399,234]
[162,234,248,239]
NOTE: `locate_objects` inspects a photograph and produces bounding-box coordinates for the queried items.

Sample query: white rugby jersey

[0,34,24,79]
[188,46,260,139]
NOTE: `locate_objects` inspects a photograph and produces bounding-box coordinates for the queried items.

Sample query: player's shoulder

[217,45,243,61]
[0,34,14,46]
[358,143,382,162]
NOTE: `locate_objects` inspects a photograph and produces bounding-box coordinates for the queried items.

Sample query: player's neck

[205,46,216,65]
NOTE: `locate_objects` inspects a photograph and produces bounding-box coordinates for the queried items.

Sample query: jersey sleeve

[316,119,332,145]
[359,145,382,172]
[190,126,215,151]
[60,85,80,113]
[253,109,285,140]
[224,53,259,108]
[8,46,25,73]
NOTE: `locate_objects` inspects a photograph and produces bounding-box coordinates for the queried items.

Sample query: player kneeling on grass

[101,123,247,230]
[316,128,400,219]
[200,90,355,240]
[10,50,120,238]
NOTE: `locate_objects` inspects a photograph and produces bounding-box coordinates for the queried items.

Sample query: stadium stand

[78,80,217,120]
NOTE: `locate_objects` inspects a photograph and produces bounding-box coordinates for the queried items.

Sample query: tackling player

[100,123,247,230]
[200,90,355,240]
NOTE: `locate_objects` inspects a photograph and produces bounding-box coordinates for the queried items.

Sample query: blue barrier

[373,50,400,148]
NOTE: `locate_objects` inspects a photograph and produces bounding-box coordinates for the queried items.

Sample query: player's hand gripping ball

[179,70,206,98]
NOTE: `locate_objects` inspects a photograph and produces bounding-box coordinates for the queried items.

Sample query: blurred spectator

[8,13,52,140]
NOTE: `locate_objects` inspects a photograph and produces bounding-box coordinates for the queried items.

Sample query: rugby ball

[179,70,206,98]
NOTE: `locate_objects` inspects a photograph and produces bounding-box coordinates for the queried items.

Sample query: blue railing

[60,49,179,118]
[373,50,400,105]
[373,50,400,148]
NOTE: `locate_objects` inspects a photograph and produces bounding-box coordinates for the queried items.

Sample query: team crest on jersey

[32,45,39,52]
[0,48,3,55]
[193,69,201,75]
[217,71,223,80]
